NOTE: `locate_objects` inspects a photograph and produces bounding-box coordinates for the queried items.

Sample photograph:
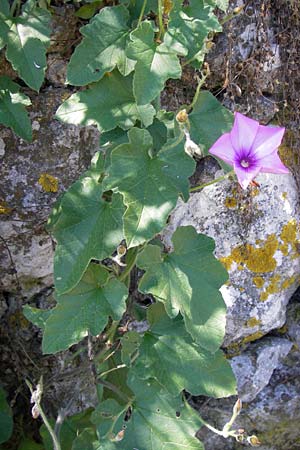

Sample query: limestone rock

[163,171,300,345]
[0,88,100,297]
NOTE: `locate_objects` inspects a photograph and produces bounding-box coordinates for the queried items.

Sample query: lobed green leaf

[42,264,128,354]
[103,128,195,248]
[56,70,155,131]
[137,226,228,351]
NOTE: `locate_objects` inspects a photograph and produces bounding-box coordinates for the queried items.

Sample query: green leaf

[48,152,125,295]
[0,386,13,444]
[164,0,221,66]
[205,0,229,12]
[72,428,98,450]
[92,378,203,449]
[189,90,233,172]
[91,399,126,440]
[0,0,10,16]
[104,128,195,248]
[5,0,51,91]
[0,76,32,141]
[23,305,52,331]
[18,438,44,450]
[56,70,155,132]
[68,6,135,86]
[121,331,142,367]
[42,264,128,354]
[120,0,157,21]
[74,2,102,19]
[137,226,228,351]
[0,15,10,51]
[131,308,236,397]
[41,409,93,450]
[126,21,181,105]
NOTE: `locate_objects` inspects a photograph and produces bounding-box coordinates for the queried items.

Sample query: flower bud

[247,435,261,446]
[233,398,242,416]
[117,244,127,257]
[176,109,188,124]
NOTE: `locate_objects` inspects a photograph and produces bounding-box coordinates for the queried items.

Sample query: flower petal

[259,152,289,173]
[252,125,285,158]
[208,132,235,165]
[233,163,261,190]
[230,112,259,152]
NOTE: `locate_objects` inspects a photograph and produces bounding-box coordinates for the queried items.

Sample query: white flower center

[241,159,250,168]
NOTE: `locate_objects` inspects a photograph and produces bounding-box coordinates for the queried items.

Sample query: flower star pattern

[208,112,289,189]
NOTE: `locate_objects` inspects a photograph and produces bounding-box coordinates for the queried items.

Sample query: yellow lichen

[281,275,296,290]
[242,331,264,344]
[224,197,237,208]
[279,243,289,256]
[282,192,288,200]
[280,220,297,244]
[259,274,281,301]
[220,234,278,273]
[260,291,269,301]
[38,173,59,193]
[245,317,261,327]
[0,200,12,214]
[253,276,265,288]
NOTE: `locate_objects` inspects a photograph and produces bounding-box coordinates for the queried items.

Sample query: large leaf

[92,378,203,449]
[137,226,228,351]
[103,128,195,248]
[126,21,181,105]
[0,14,10,50]
[23,305,52,331]
[120,0,158,21]
[0,386,13,444]
[131,307,236,397]
[0,76,32,140]
[48,152,125,295]
[42,264,128,354]
[189,90,233,171]
[5,0,51,91]
[164,0,221,66]
[56,70,155,131]
[67,5,135,86]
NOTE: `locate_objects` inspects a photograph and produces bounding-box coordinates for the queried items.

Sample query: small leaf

[23,305,52,331]
[120,0,158,20]
[91,399,126,439]
[127,21,181,105]
[205,0,229,12]
[104,128,195,248]
[42,264,128,354]
[48,152,125,295]
[68,6,134,86]
[189,90,233,171]
[71,428,98,450]
[5,0,51,91]
[121,331,142,367]
[131,309,236,397]
[164,0,221,66]
[74,2,102,19]
[0,386,13,444]
[0,76,32,141]
[56,70,155,132]
[137,226,228,351]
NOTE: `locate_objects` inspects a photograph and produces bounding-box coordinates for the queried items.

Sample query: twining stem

[119,247,139,282]
[190,170,235,192]
[157,0,165,41]
[26,378,61,450]
[98,364,126,378]
[137,0,147,27]
[97,378,132,403]
[162,130,185,151]
[186,74,208,113]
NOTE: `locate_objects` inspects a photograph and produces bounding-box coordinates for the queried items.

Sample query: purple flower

[208,112,289,189]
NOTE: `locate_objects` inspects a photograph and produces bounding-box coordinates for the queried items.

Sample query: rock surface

[163,171,300,346]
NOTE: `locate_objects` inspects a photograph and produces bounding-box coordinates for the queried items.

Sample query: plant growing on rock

[0,0,288,448]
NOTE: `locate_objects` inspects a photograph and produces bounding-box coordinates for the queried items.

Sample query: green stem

[157,0,165,41]
[186,74,208,113]
[97,378,132,403]
[98,364,126,378]
[162,130,185,151]
[190,170,235,192]
[10,0,21,16]
[137,0,147,27]
[119,247,139,282]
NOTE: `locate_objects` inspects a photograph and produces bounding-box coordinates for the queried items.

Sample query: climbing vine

[0,0,261,448]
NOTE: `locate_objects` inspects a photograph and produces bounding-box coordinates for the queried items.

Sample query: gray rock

[163,171,300,345]
[0,88,100,297]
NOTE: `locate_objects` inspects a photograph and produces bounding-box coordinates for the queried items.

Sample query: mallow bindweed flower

[208,112,289,189]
